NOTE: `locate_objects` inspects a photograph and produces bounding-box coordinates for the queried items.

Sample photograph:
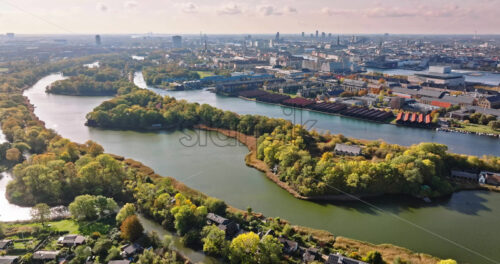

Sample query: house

[477,95,500,109]
[302,247,320,262]
[450,170,478,181]
[334,143,362,156]
[206,213,240,238]
[390,97,405,109]
[440,95,476,107]
[0,240,14,251]
[326,253,369,264]
[32,251,60,262]
[58,235,86,247]
[278,238,298,254]
[479,171,500,186]
[0,256,19,264]
[341,79,367,93]
[107,261,130,264]
[409,66,465,87]
[120,244,143,259]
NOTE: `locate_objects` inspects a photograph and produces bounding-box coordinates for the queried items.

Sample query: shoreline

[235,95,395,126]
[194,124,500,201]
[436,127,500,138]
[230,93,500,139]
[115,149,440,264]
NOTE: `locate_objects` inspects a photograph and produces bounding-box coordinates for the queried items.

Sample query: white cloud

[181,2,198,14]
[321,7,351,16]
[258,5,282,16]
[364,7,417,17]
[96,2,108,12]
[124,1,138,9]
[216,3,242,15]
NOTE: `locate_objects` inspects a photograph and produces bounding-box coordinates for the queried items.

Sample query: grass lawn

[455,122,500,135]
[7,219,80,235]
[0,67,8,73]
[196,71,214,78]
[48,219,80,234]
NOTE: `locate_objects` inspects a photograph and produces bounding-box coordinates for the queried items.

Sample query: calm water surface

[0,130,32,222]
[15,73,500,264]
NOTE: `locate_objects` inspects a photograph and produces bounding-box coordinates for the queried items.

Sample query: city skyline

[0,0,499,35]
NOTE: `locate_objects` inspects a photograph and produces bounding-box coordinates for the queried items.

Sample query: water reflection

[0,172,32,222]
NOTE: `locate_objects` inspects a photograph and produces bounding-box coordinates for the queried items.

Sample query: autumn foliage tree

[6,147,21,162]
[120,215,144,242]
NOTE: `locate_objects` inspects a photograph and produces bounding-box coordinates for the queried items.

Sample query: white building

[408,66,465,87]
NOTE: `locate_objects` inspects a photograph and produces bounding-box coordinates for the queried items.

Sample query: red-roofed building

[411,113,417,122]
[282,97,315,108]
[396,112,403,121]
[403,113,410,122]
[418,114,424,123]
[431,101,452,108]
[425,115,431,124]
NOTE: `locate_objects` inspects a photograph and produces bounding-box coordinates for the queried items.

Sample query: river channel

[14,73,500,264]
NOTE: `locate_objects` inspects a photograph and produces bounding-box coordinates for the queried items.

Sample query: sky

[0,0,499,35]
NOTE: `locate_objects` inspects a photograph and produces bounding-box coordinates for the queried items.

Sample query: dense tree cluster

[466,112,497,126]
[0,58,99,93]
[257,123,500,197]
[7,137,130,205]
[86,89,289,135]
[46,75,137,96]
[229,232,282,264]
[69,195,119,221]
[62,66,121,82]
[143,64,200,86]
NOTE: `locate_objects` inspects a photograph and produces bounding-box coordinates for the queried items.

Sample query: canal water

[0,130,32,222]
[11,73,500,264]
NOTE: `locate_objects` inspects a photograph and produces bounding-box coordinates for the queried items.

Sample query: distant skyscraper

[275,32,280,41]
[310,33,314,38]
[204,34,208,51]
[321,32,326,39]
[337,35,340,46]
[315,30,319,38]
[172,35,182,49]
[95,35,101,45]
[301,32,305,38]
[328,33,332,39]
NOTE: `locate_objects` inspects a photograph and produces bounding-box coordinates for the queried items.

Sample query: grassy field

[196,71,215,78]
[7,219,80,234]
[455,122,500,135]
[0,67,8,73]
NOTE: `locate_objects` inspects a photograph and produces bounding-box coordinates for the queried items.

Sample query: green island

[0,55,480,264]
[45,62,141,96]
